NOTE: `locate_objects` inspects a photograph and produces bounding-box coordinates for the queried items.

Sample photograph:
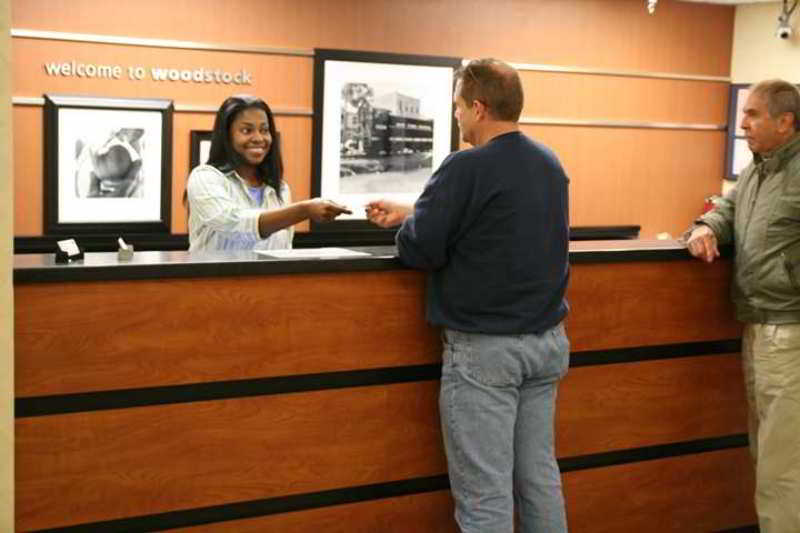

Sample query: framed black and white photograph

[190,130,213,170]
[725,83,752,181]
[44,94,173,234]
[311,49,461,232]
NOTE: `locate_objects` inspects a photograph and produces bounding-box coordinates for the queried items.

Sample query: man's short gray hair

[751,79,800,131]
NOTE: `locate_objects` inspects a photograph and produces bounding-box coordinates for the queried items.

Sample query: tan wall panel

[12,39,313,108]
[11,0,735,238]
[0,2,14,530]
[525,125,727,237]
[522,73,729,124]
[15,382,447,531]
[563,447,756,532]
[275,116,313,232]
[566,260,742,352]
[557,354,747,457]
[346,0,733,74]
[15,271,439,396]
[12,0,733,75]
[172,491,457,533]
[12,105,43,236]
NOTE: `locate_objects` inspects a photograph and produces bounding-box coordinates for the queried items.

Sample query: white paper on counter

[255,247,371,259]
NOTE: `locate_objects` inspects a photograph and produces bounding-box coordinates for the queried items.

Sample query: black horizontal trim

[570,339,742,367]
[31,434,749,532]
[16,340,740,417]
[559,434,749,472]
[570,225,640,240]
[31,474,451,533]
[14,234,189,254]
[14,226,640,255]
[13,253,405,284]
[13,244,718,284]
[569,248,687,263]
[16,364,442,418]
[13,231,400,255]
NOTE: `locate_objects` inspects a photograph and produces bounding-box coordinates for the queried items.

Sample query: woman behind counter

[186,94,350,252]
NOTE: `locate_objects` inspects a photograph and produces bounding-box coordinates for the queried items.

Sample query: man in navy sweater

[366,58,570,533]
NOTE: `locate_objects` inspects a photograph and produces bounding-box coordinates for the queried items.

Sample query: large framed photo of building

[311,49,461,232]
[44,94,173,235]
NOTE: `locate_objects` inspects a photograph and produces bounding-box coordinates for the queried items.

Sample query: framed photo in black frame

[725,83,752,181]
[190,130,213,170]
[43,94,173,235]
[311,48,462,233]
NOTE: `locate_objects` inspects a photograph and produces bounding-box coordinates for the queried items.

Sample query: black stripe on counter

[559,434,749,472]
[15,363,442,418]
[31,434,749,532]
[31,475,451,533]
[570,339,741,367]
[16,339,741,417]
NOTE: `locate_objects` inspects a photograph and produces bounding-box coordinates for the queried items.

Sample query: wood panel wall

[14,257,755,532]
[11,0,734,239]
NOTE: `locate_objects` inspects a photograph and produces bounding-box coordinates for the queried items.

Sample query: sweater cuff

[240,208,263,238]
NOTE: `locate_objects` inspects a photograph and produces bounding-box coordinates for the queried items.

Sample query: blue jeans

[440,323,570,533]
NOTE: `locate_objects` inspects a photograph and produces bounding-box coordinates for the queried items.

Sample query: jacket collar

[753,132,800,174]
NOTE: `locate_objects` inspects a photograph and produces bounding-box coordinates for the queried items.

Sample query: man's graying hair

[455,58,523,122]
[751,79,800,130]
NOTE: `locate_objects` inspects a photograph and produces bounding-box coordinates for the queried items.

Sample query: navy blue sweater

[396,131,569,334]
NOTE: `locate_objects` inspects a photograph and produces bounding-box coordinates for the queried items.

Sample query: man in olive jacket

[686,79,800,533]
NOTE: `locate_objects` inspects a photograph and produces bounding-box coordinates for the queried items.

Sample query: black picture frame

[311,48,462,233]
[44,94,173,235]
[725,83,751,181]
[190,130,213,170]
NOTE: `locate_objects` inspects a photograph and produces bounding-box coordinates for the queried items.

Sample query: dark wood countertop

[13,240,702,284]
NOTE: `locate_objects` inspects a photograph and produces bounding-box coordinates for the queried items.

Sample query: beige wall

[1,0,15,529]
[732,2,800,83]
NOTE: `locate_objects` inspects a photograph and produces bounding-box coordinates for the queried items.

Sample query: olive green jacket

[699,133,800,324]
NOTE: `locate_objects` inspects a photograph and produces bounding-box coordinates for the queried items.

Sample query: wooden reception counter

[14,240,755,532]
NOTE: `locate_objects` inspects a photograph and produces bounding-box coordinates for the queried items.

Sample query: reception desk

[13,241,754,532]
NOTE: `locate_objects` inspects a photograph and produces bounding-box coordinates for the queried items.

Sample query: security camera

[777,19,793,39]
[777,0,798,39]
